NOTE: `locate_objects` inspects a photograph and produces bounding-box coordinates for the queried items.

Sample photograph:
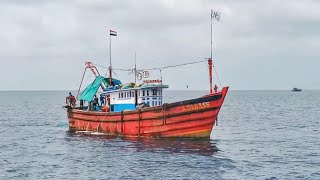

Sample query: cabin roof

[101,84,168,94]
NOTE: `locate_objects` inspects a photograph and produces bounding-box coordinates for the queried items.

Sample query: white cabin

[101,83,168,112]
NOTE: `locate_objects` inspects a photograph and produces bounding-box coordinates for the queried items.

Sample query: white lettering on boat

[184,102,210,111]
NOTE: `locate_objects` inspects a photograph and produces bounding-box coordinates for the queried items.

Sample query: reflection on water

[66,132,219,157]
[126,138,219,156]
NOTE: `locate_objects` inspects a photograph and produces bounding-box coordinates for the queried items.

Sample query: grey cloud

[0,0,319,90]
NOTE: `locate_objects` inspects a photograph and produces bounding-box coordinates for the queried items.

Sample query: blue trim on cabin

[112,103,136,112]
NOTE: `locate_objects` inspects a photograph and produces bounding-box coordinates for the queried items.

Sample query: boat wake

[75,131,105,136]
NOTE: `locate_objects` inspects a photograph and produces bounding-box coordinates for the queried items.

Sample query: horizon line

[0,89,319,92]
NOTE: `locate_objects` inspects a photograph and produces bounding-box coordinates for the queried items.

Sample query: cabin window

[143,90,145,96]
[155,101,157,106]
[119,93,120,98]
[129,91,132,97]
[147,90,149,96]
[152,89,157,96]
[152,101,154,106]
[121,93,123,98]
[147,102,150,106]
[126,92,129,98]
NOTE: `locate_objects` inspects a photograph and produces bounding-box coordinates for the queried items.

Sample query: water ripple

[0,91,319,179]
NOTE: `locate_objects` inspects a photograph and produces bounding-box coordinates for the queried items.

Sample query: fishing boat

[292,88,302,92]
[64,60,228,138]
[64,12,228,138]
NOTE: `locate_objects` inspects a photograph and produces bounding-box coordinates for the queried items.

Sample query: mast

[211,9,213,60]
[134,52,137,84]
[109,30,117,86]
[109,32,112,86]
[210,10,220,59]
[209,10,214,94]
[209,10,220,94]
[208,59,213,94]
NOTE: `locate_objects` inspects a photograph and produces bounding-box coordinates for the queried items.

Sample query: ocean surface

[0,90,319,179]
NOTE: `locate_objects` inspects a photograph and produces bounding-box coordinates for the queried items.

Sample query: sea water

[0,90,319,179]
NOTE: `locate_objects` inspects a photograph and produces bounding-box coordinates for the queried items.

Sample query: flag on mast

[110,30,117,36]
[211,10,221,21]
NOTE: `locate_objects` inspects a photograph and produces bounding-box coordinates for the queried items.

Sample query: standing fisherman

[106,94,110,106]
[100,95,105,106]
[66,92,76,108]
[93,95,99,110]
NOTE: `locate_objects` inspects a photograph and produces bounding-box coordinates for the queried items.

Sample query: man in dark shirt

[93,95,99,110]
[66,92,76,108]
[100,95,105,106]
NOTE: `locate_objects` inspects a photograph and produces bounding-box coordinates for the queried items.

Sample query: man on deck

[66,92,76,108]
[100,95,105,106]
[93,95,99,110]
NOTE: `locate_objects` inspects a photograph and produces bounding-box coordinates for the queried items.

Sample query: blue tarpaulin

[104,78,122,86]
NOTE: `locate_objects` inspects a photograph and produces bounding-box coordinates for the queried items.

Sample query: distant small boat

[292,88,302,92]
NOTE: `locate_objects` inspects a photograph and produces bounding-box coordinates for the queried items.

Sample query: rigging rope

[143,60,207,70]
[213,66,222,87]
[93,60,223,86]
[112,71,119,79]
[93,60,207,72]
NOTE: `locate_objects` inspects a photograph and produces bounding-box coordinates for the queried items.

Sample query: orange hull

[67,87,229,138]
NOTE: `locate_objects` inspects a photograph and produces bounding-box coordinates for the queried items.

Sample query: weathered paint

[67,86,229,138]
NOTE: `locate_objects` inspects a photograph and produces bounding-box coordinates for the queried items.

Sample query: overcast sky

[1,0,320,90]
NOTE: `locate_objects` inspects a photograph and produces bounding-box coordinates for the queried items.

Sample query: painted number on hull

[184,102,210,111]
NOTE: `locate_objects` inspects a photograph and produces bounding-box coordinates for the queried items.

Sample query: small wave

[75,131,106,136]
[56,121,68,127]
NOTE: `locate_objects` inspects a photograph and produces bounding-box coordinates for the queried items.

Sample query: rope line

[93,60,207,72]
[92,60,223,86]
[112,71,119,79]
[142,60,207,70]
[213,66,222,87]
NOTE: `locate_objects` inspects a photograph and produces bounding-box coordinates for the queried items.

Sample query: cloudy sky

[1,0,320,90]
